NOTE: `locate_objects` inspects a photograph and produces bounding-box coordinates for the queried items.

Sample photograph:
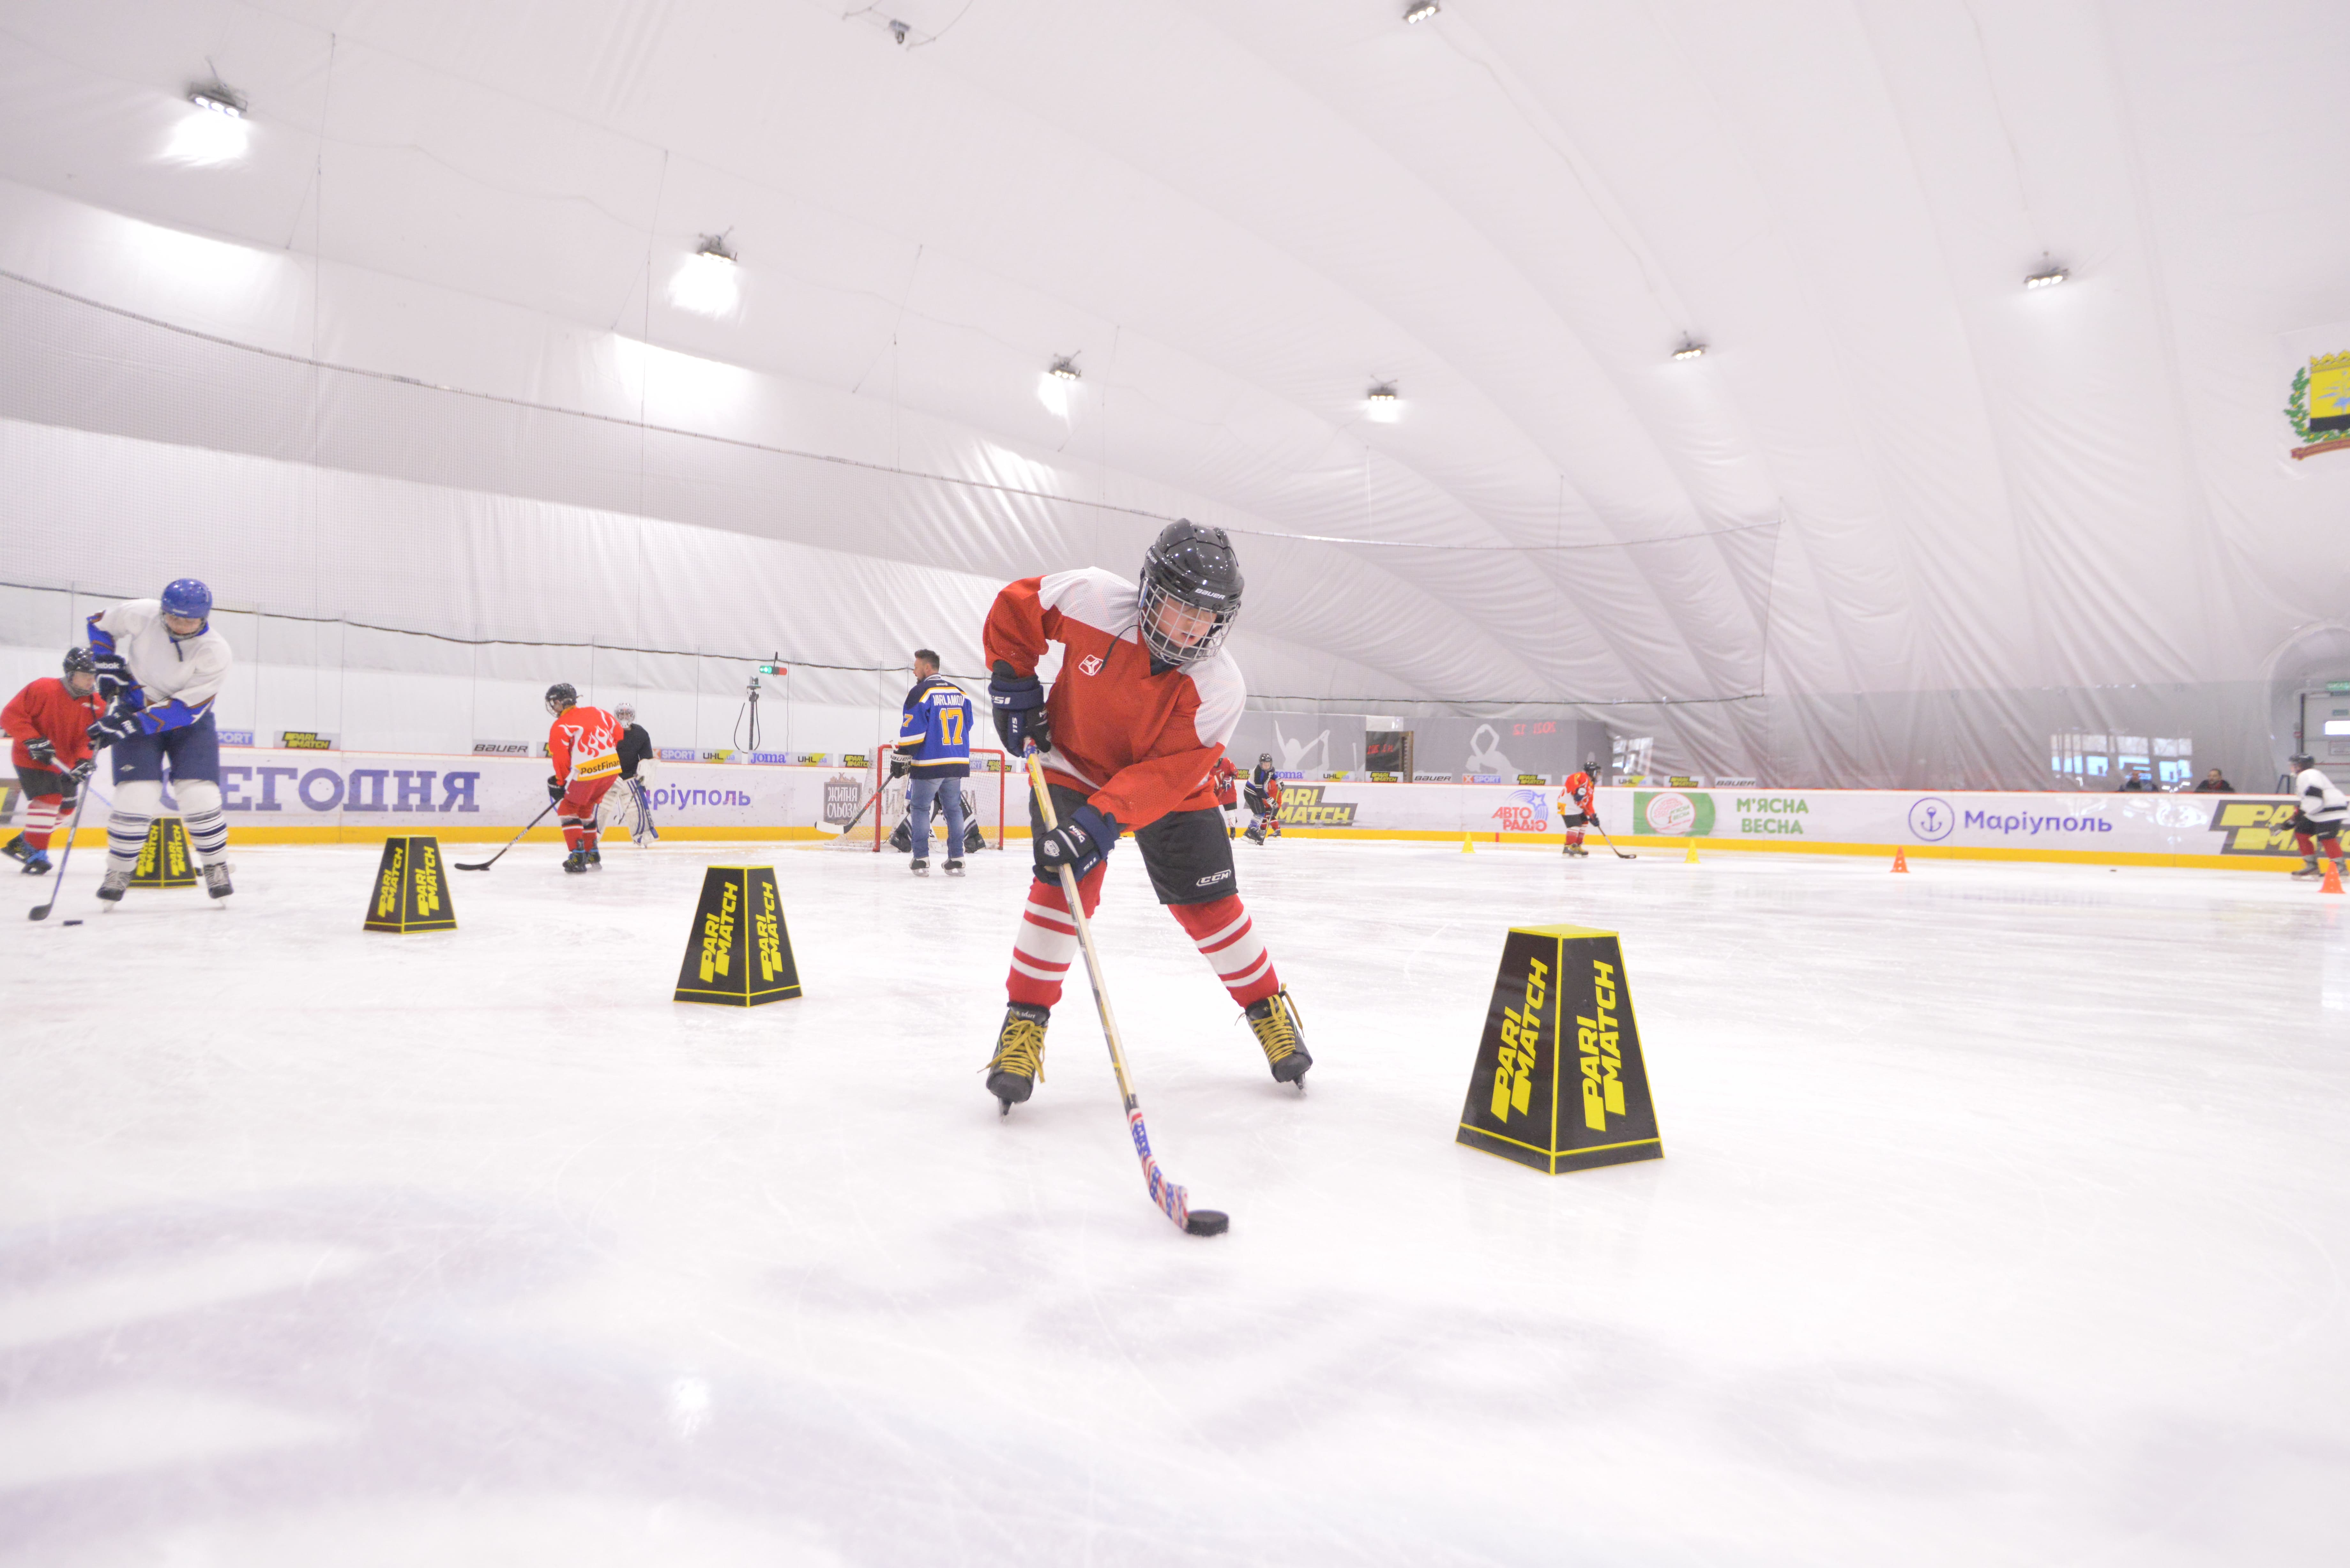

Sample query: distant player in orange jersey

[1558,767,1597,858]
[543,683,621,873]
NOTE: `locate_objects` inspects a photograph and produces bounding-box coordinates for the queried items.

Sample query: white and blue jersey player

[84,578,237,902]
[891,648,975,876]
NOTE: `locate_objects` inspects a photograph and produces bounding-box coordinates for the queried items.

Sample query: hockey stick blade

[1027,746,1226,1238]
[455,796,562,870]
[27,783,96,920]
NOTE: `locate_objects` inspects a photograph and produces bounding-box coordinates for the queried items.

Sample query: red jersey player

[3,648,107,875]
[1557,767,1597,858]
[981,520,1309,1112]
[1211,754,1241,838]
[543,683,622,872]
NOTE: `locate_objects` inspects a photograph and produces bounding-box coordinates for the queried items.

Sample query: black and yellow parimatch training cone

[362,835,457,932]
[128,816,199,888]
[1457,923,1663,1174]
[674,865,801,1006]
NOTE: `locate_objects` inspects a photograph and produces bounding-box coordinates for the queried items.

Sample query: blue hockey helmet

[160,578,213,621]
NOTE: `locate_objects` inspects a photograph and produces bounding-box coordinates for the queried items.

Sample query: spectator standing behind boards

[892,649,974,877]
[2120,766,2154,792]
[2191,768,2234,793]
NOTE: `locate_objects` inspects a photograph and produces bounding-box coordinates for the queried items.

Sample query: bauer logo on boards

[674,867,800,1006]
[1458,925,1661,1175]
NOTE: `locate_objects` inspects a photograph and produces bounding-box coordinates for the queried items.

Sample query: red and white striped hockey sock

[1005,867,1105,1009]
[1170,895,1280,1009]
[23,795,62,851]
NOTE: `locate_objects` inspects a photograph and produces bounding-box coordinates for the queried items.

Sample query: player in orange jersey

[543,683,622,873]
[1558,767,1597,857]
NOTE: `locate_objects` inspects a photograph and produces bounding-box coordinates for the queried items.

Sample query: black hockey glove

[989,662,1051,755]
[1034,802,1120,882]
[25,737,56,767]
[90,650,133,698]
[547,774,564,802]
[888,750,913,780]
[68,757,96,782]
[85,709,140,751]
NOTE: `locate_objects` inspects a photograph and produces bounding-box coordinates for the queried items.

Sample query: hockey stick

[1024,747,1228,1238]
[1588,816,1637,861]
[27,782,95,921]
[453,796,562,871]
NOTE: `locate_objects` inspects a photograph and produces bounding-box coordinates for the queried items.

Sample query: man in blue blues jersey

[891,649,975,876]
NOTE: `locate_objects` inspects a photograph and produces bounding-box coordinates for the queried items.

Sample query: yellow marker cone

[1684,841,1700,864]
[1461,834,1475,854]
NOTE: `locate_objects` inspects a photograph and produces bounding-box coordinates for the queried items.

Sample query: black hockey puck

[62,919,83,926]
[1185,1210,1230,1237]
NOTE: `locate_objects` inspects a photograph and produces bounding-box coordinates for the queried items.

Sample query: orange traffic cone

[2324,859,2345,895]
[1891,848,1909,873]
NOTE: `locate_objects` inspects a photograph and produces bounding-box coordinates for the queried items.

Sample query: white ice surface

[2,838,2346,1565]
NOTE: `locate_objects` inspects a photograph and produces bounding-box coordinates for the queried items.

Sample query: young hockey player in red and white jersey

[980,520,1309,1111]
[543,683,621,873]
[1211,754,1241,839]
[1557,767,1597,857]
[2,648,108,875]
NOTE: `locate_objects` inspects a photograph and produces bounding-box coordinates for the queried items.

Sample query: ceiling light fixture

[670,235,742,317]
[1672,337,1707,361]
[890,19,911,44]
[1368,381,1399,403]
[1049,355,1081,381]
[1404,2,1441,22]
[187,79,247,118]
[2024,258,2070,290]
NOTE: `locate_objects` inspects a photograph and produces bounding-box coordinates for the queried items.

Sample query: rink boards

[1,747,2306,870]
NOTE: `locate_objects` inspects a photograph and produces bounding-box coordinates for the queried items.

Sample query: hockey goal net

[827,746,1010,852]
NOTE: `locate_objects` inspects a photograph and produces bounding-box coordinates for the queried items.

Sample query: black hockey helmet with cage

[546,682,578,716]
[1138,519,1242,669]
[2290,752,2316,770]
[62,647,96,677]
